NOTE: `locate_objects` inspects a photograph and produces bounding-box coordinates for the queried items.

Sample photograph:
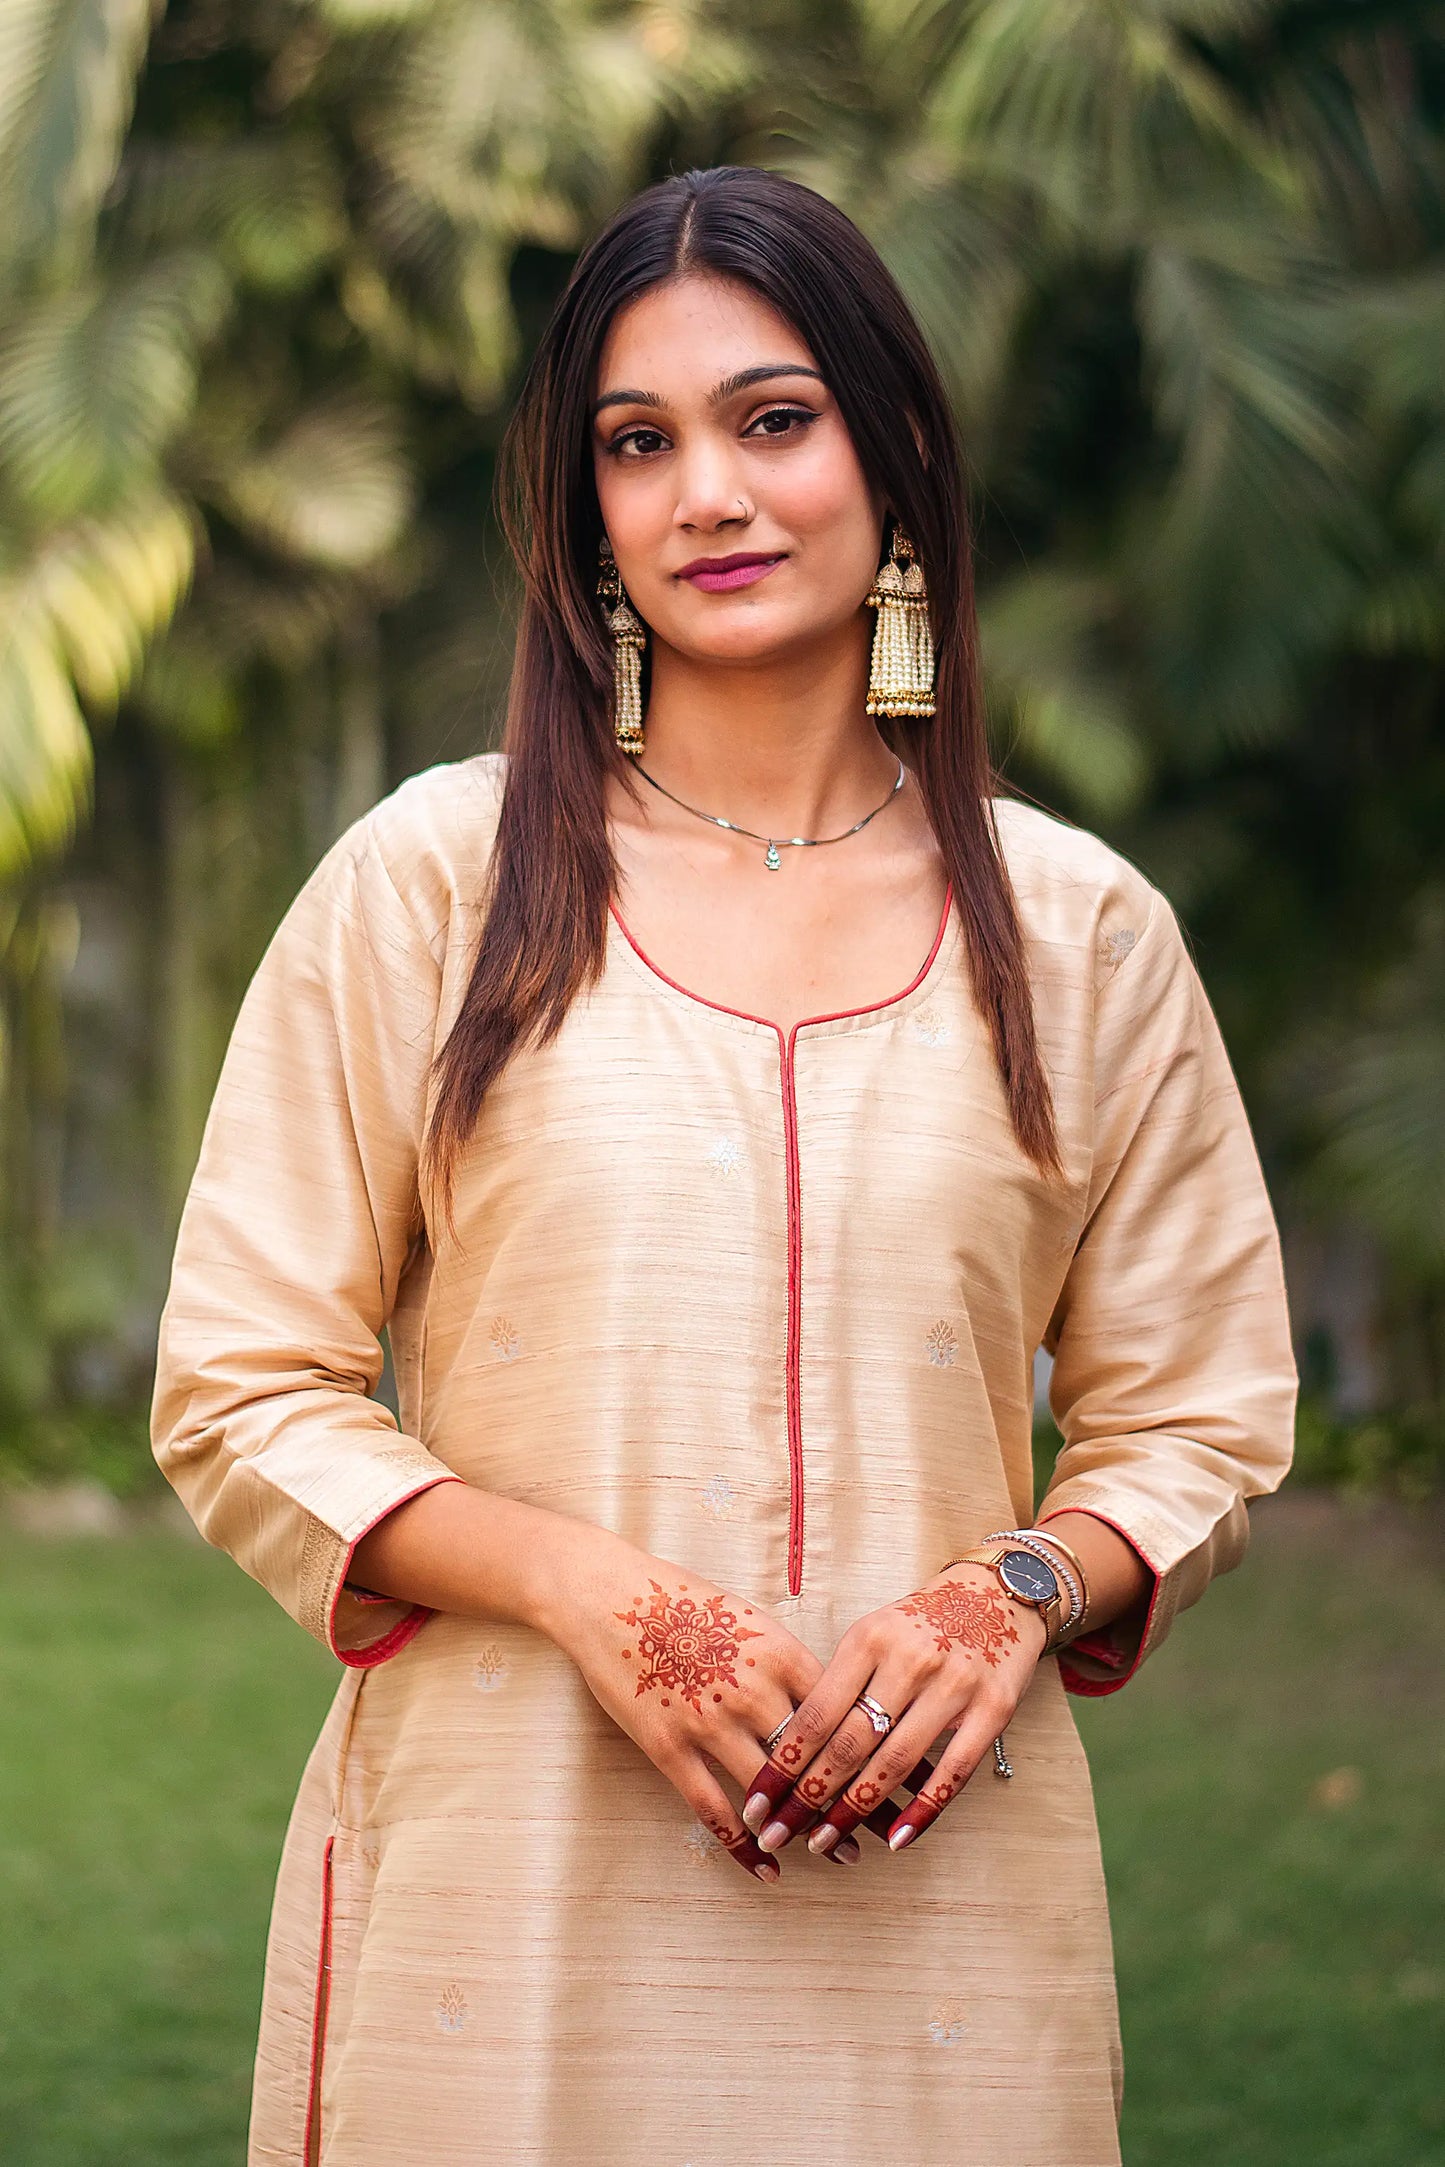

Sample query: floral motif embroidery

[436,1984,470,2033]
[615,1580,764,1712]
[699,1472,736,1520]
[707,1137,742,1176]
[897,1579,1021,1665]
[489,1316,521,1360]
[473,1644,509,1692]
[360,1831,381,1870]
[911,1006,950,1047]
[1099,926,1137,973]
[929,1997,969,2045]
[683,1820,724,1868]
[926,1319,958,1367]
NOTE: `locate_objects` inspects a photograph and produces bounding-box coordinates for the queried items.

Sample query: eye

[605,425,671,459]
[744,405,818,442]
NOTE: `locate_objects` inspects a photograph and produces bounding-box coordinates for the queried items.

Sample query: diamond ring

[853,1693,894,1738]
[763,1711,793,1754]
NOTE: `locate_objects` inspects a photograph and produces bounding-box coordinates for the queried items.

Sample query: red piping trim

[606,880,953,1040]
[1038,1507,1163,1699]
[328,1472,465,1667]
[779,1034,804,1592]
[303,1835,335,2166]
[610,885,954,1597]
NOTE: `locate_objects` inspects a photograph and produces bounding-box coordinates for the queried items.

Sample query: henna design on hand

[895,1578,1021,1666]
[815,1776,889,1846]
[699,1805,778,1883]
[887,1762,980,1848]
[799,1770,833,1806]
[614,1581,764,1714]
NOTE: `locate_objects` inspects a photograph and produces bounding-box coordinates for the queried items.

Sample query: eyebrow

[591,362,825,418]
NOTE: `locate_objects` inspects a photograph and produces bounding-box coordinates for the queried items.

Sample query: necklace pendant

[764,841,782,871]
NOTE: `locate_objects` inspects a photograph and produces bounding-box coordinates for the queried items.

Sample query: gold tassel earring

[866,525,936,718]
[597,536,646,755]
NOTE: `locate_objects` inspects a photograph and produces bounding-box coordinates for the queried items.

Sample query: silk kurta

[151,750,1297,2167]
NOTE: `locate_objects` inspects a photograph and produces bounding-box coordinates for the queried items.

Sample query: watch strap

[941,1543,1066,1652]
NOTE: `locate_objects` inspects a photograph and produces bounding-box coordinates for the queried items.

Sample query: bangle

[983,1527,1092,1642]
[1026,1526,1092,1638]
[937,1537,1080,1656]
[941,1531,1091,1650]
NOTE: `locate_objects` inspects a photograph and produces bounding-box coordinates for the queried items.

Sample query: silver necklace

[632,755,907,871]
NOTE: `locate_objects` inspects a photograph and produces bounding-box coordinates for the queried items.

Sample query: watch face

[998,1549,1058,1604]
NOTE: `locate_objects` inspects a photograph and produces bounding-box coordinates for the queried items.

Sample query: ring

[853,1693,894,1738]
[763,1711,793,1754]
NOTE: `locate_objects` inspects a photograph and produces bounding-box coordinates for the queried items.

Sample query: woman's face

[590,273,885,669]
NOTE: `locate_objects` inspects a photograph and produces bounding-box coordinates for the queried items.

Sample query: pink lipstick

[675,551,786,593]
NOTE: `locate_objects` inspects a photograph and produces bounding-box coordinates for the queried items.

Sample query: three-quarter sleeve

[150,809,463,1665]
[1035,883,1298,1696]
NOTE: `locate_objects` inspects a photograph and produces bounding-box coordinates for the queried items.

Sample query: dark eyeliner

[604,425,669,458]
[745,404,819,438]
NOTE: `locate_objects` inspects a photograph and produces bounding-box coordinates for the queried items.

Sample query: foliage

[1290,1395,1445,1505]
[0,0,1443,1462]
[0,1405,160,1499]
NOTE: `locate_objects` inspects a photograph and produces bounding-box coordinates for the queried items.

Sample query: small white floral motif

[489,1315,521,1360]
[911,1006,951,1047]
[1099,926,1137,973]
[436,1983,470,2033]
[926,1319,958,1368]
[929,1997,969,2045]
[707,1137,743,1177]
[683,1821,724,1868]
[699,1472,736,1520]
[473,1644,509,1692]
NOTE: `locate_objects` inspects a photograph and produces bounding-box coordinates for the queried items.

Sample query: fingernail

[808,1824,840,1855]
[888,1823,917,1851]
[759,1820,790,1853]
[835,1836,860,1864]
[754,1857,781,1883]
[742,1795,769,1832]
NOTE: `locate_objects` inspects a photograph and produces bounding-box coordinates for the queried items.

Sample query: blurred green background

[0,0,1442,2159]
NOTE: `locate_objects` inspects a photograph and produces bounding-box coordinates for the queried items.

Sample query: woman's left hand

[741,1563,1047,1856]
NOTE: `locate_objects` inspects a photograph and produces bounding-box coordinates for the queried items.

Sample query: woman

[152,166,1297,2166]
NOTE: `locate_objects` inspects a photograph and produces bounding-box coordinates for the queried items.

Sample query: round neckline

[606,881,957,1045]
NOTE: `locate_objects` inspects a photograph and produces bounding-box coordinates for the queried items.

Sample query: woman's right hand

[348,1484,859,1881]
[541,1526,856,1882]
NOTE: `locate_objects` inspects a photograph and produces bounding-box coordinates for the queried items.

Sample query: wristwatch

[945,1541,1067,1650]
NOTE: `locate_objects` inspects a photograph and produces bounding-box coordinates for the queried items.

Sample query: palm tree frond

[0,490,195,871]
[0,0,156,278]
[116,139,346,295]
[980,568,1150,816]
[216,396,415,569]
[926,0,1298,235]
[0,255,231,522]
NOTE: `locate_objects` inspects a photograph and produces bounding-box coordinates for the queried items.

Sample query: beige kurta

[151,751,1297,2167]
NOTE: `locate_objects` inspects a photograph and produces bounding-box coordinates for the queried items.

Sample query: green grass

[0,1497,1442,2165]
[0,1529,336,2165]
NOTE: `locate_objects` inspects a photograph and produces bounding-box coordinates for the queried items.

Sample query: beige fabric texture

[151,751,1298,2166]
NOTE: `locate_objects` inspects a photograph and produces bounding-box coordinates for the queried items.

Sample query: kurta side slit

[151,752,1297,2167]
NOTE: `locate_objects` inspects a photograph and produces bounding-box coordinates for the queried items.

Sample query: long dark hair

[423,165,1061,1214]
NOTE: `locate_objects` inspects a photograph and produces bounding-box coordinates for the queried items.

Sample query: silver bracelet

[982,1528,1086,1637]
